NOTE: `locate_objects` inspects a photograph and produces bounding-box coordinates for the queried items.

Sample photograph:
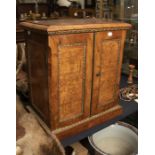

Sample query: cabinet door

[48,33,93,129]
[91,30,126,115]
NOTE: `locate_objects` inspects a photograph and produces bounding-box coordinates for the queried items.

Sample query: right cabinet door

[91,30,126,115]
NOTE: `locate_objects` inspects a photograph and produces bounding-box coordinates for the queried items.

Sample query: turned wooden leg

[127,64,135,84]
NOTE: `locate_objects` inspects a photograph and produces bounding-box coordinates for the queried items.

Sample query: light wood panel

[48,33,93,129]
[91,30,126,115]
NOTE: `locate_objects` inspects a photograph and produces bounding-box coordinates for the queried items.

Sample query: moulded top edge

[20,18,132,32]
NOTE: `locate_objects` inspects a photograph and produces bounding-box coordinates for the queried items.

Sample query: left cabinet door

[48,33,93,129]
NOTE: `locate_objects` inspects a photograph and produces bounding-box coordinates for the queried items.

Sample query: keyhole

[96,73,101,77]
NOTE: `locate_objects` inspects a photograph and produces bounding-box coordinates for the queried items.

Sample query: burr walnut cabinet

[21,19,131,139]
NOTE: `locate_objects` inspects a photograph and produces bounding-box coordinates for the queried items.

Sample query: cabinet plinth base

[54,105,123,140]
[27,104,122,140]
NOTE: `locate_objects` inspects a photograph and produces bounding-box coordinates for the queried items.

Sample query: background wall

[18,0,47,3]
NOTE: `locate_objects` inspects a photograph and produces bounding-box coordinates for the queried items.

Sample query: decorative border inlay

[57,43,87,123]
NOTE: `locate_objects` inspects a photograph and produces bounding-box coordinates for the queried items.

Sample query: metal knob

[107,31,113,37]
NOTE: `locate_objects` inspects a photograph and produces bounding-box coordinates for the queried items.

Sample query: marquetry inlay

[58,43,86,122]
[98,39,121,107]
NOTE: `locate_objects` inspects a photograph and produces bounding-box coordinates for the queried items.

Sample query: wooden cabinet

[21,19,131,139]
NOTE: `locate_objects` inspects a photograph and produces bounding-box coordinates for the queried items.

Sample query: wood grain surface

[20,18,131,32]
[91,30,127,115]
[48,33,93,129]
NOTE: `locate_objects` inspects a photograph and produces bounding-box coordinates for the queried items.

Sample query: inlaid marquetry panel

[98,40,120,105]
[49,33,93,128]
[58,44,86,122]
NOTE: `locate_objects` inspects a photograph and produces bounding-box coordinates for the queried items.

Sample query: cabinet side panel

[26,32,50,126]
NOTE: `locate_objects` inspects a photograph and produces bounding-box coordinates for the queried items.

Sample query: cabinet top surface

[20,18,131,33]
